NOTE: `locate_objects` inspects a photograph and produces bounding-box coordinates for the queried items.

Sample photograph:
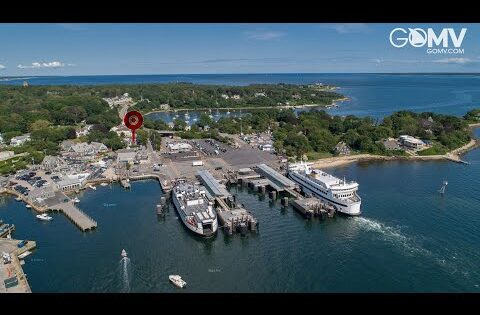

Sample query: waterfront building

[383,139,402,151]
[9,134,31,147]
[399,135,426,150]
[159,104,170,110]
[56,177,87,192]
[334,141,351,155]
[28,186,55,204]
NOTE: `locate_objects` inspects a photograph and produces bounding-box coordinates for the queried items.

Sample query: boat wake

[352,217,431,257]
[119,256,131,293]
[352,217,480,288]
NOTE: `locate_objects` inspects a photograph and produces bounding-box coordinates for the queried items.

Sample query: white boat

[15,197,22,201]
[18,250,32,259]
[171,182,218,237]
[89,185,97,190]
[100,183,108,187]
[26,204,32,209]
[169,275,187,288]
[73,197,80,203]
[288,161,361,216]
[36,213,53,221]
[121,249,127,257]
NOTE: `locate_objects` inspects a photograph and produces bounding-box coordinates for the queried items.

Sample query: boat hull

[172,195,218,237]
[288,172,361,216]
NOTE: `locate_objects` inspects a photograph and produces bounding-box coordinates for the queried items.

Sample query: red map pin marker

[124,110,143,144]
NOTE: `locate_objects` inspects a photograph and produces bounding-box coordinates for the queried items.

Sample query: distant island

[0,82,479,175]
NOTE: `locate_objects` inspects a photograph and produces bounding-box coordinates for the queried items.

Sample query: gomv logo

[390,28,467,48]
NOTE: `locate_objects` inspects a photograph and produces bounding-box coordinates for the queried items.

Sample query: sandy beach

[312,138,479,169]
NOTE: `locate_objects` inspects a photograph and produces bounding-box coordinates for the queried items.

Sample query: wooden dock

[50,201,97,231]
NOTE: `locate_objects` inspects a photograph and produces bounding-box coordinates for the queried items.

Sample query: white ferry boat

[171,182,218,237]
[287,161,361,216]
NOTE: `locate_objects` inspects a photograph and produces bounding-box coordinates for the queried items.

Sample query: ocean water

[0,128,479,292]
[2,73,480,118]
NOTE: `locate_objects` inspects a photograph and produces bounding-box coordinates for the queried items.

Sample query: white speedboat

[73,197,80,203]
[100,183,108,187]
[15,197,22,201]
[121,249,127,257]
[89,185,97,190]
[36,213,53,221]
[26,204,32,209]
[169,275,187,288]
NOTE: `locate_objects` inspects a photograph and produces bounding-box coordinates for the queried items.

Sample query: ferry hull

[172,195,218,237]
[288,172,361,216]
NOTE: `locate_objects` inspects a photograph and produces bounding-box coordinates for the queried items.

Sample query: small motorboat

[121,249,127,258]
[15,197,22,201]
[169,275,187,288]
[73,197,80,203]
[26,204,32,209]
[36,213,53,221]
[89,185,97,190]
[100,183,108,187]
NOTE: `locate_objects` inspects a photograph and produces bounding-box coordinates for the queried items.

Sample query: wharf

[0,238,36,293]
[215,197,258,235]
[291,198,335,219]
[50,201,97,231]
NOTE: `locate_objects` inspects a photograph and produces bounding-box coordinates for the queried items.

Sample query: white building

[57,177,87,192]
[221,94,230,99]
[168,142,192,153]
[399,135,426,150]
[76,125,93,137]
[232,94,241,100]
[10,134,31,147]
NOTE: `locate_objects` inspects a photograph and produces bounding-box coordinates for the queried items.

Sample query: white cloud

[0,64,5,70]
[246,31,286,40]
[324,23,369,34]
[18,61,67,69]
[433,58,474,64]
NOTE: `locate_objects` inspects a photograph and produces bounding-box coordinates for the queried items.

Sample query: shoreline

[312,132,479,170]
[143,97,349,116]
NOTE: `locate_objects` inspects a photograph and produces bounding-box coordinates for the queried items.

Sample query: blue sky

[1,23,480,75]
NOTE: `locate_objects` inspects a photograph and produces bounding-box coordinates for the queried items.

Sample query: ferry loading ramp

[197,170,230,199]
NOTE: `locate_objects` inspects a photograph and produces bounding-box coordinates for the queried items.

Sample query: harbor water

[1,130,480,292]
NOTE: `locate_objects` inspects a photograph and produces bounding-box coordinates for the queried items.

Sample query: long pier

[50,201,97,231]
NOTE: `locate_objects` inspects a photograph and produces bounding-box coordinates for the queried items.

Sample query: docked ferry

[287,162,361,216]
[171,182,218,237]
